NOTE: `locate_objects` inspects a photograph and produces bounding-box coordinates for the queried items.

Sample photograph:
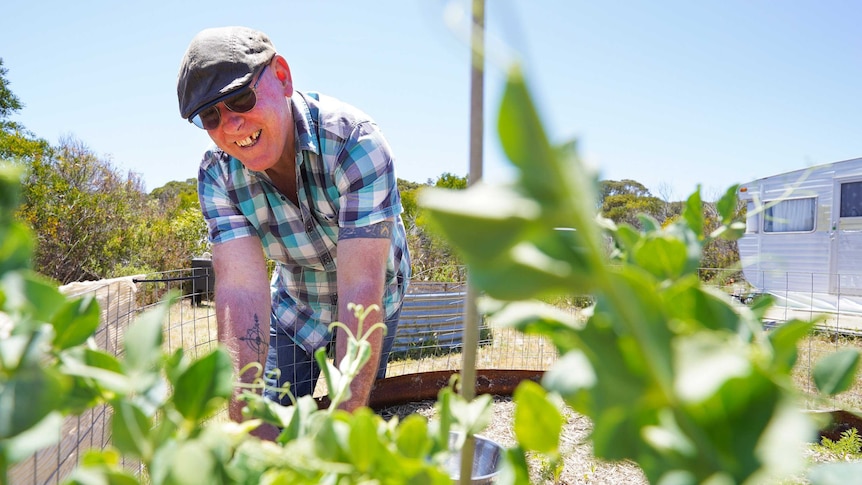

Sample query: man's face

[204,59,294,172]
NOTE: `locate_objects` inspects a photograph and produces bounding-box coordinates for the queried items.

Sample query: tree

[17,136,149,283]
[434,172,467,190]
[0,58,49,163]
[135,178,209,273]
[150,177,199,210]
[397,178,422,224]
[699,192,745,281]
[599,179,664,228]
[397,174,467,282]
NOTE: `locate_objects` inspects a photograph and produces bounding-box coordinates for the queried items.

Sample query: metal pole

[460,0,484,483]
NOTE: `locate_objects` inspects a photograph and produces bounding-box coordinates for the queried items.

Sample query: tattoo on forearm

[239,313,265,357]
[339,221,393,240]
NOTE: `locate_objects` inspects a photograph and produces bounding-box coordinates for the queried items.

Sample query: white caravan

[737,157,862,322]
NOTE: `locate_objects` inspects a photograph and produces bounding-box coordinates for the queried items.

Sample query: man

[176,26,411,433]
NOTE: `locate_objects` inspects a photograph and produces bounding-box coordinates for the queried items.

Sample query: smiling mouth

[236,130,261,148]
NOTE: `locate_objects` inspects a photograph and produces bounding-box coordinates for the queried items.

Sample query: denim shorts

[262,308,401,406]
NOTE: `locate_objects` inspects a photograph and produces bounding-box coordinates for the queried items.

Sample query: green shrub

[814,428,862,460]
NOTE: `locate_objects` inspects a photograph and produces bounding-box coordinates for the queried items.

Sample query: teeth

[236,130,261,147]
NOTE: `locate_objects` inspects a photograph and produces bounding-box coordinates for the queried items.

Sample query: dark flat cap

[177,26,276,119]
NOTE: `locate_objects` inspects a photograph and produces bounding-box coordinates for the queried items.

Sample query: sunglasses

[189,64,269,130]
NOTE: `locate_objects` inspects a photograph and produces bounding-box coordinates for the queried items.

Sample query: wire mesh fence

[701,267,862,410]
[10,276,145,485]
[9,266,862,483]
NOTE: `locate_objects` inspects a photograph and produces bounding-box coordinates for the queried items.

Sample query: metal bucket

[447,432,503,484]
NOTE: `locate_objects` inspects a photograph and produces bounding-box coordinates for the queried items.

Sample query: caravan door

[830,179,862,296]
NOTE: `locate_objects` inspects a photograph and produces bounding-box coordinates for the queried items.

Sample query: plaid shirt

[198,91,411,354]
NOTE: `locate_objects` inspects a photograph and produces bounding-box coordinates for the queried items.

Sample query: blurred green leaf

[449,393,493,437]
[468,243,578,301]
[147,438,178,485]
[51,295,100,350]
[0,364,67,439]
[61,350,131,396]
[348,408,380,473]
[513,381,563,455]
[65,461,141,485]
[436,386,454,449]
[64,450,117,485]
[641,409,696,460]
[0,411,63,462]
[0,334,28,371]
[111,401,153,460]
[273,395,319,443]
[419,183,539,262]
[599,268,674,387]
[755,399,816,482]
[814,349,861,396]
[663,279,741,333]
[683,370,784,482]
[633,236,689,280]
[497,65,561,208]
[83,348,124,374]
[0,164,23,217]
[682,188,704,239]
[173,348,233,422]
[169,440,215,485]
[748,292,775,321]
[541,351,597,409]
[767,320,815,373]
[611,223,641,259]
[661,223,703,276]
[396,414,432,459]
[314,415,348,463]
[674,333,751,403]
[0,271,66,322]
[316,346,340,405]
[0,222,33,274]
[486,299,583,353]
[497,446,531,485]
[123,298,171,375]
[715,184,741,225]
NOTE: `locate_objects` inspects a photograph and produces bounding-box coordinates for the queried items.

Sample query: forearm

[334,228,392,412]
[211,238,271,422]
[335,284,385,411]
[216,288,271,385]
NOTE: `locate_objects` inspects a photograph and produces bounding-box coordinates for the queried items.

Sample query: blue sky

[2,1,861,201]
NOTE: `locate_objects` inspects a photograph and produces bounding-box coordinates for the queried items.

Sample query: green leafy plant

[220,303,498,484]
[0,163,104,482]
[419,64,862,484]
[1,160,505,485]
[813,428,862,461]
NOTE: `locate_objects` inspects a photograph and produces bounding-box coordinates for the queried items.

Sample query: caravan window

[840,181,862,217]
[763,197,815,233]
[745,201,759,233]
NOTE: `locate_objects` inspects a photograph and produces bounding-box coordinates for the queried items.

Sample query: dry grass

[795,332,862,410]
[386,327,557,377]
